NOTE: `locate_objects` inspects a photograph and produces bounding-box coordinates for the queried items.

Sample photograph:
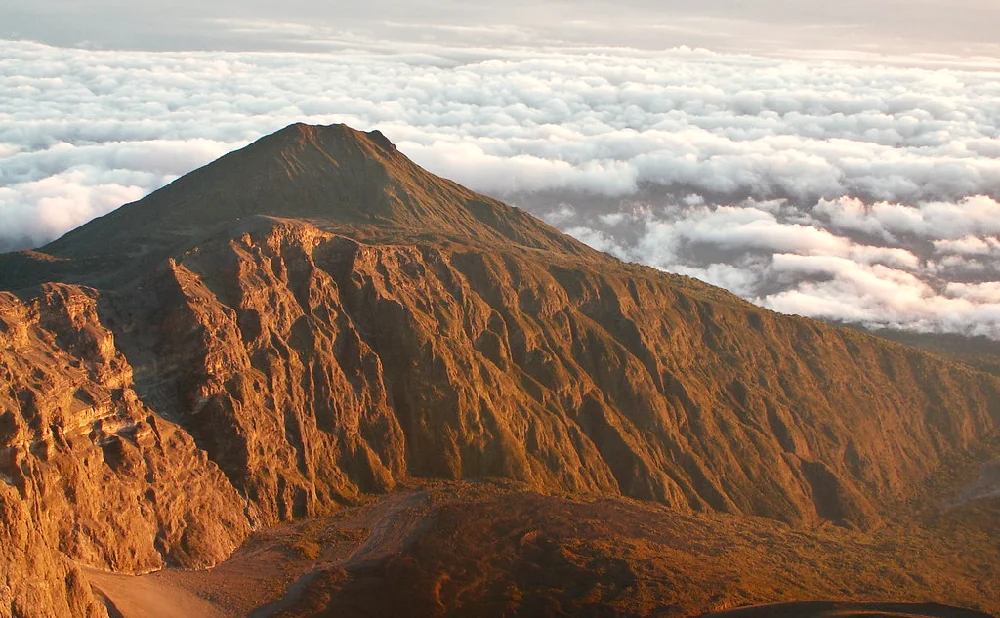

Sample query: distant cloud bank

[2,40,1000,336]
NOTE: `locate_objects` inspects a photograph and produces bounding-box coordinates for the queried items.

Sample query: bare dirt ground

[86,490,432,618]
[83,481,999,618]
[87,570,225,618]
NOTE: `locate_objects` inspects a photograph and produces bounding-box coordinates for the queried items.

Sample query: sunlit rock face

[1,124,997,616]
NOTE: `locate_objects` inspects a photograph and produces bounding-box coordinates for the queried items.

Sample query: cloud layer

[541,195,1000,337]
[2,39,1000,336]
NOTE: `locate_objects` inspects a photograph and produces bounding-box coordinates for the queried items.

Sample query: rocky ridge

[0,124,998,617]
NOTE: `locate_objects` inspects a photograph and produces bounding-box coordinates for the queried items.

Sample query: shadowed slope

[699,603,994,618]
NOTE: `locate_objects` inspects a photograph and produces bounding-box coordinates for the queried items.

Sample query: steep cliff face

[119,216,998,530]
[0,286,249,618]
[1,123,998,616]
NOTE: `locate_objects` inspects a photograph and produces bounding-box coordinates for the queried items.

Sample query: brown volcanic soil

[89,481,999,618]
[700,602,994,618]
[0,124,998,616]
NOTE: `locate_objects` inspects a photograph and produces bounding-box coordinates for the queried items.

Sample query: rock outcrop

[1,123,998,616]
[0,286,249,617]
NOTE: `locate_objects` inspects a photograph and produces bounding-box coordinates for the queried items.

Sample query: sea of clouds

[2,39,1000,336]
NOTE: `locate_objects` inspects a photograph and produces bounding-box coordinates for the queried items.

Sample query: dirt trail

[86,569,226,618]
[246,491,432,618]
[342,490,431,564]
[86,490,433,618]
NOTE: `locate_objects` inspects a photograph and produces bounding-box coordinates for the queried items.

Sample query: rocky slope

[1,123,998,616]
[0,285,250,617]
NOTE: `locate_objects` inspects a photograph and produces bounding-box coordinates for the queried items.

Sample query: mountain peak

[7,123,590,286]
[259,122,399,169]
[277,121,397,153]
[215,122,404,193]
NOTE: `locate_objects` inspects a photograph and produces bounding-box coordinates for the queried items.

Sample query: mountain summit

[1,124,998,616]
[4,124,584,287]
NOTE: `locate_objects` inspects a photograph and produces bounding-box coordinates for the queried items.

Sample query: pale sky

[2,0,999,57]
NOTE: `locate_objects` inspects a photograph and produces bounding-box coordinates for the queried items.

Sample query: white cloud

[759,255,1000,336]
[671,263,761,298]
[563,226,630,260]
[3,38,1000,336]
[598,212,627,226]
[542,204,577,226]
[945,282,1000,304]
[540,196,1000,337]
[933,235,1000,256]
